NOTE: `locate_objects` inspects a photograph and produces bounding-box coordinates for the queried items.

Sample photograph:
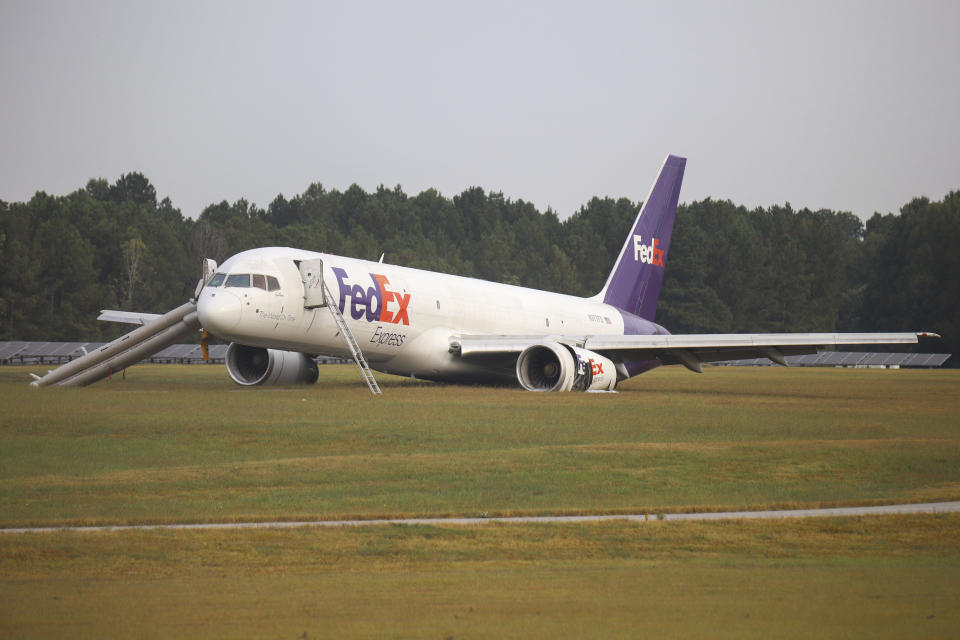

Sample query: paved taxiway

[2,501,959,534]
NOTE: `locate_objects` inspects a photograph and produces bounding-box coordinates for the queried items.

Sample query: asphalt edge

[3,501,959,534]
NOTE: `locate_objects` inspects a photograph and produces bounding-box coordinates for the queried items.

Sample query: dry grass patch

[2,516,960,639]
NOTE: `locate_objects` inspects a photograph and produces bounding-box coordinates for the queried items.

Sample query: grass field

[1,363,959,637]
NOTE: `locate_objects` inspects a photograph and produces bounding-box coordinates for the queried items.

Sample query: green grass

[1,364,958,526]
[2,516,959,639]
[2,364,959,638]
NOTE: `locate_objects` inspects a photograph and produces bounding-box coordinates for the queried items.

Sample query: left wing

[98,310,163,325]
[456,332,938,373]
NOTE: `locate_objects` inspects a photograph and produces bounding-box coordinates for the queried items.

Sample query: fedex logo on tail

[633,235,664,267]
[333,267,411,325]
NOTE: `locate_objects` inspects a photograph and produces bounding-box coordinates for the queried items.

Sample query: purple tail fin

[596,154,685,321]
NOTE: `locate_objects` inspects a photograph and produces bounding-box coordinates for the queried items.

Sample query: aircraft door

[298,259,326,309]
[194,258,219,298]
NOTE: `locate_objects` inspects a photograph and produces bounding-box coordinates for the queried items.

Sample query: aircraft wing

[456,332,937,372]
[97,309,164,325]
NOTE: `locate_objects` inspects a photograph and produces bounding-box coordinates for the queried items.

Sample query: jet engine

[225,343,319,386]
[515,342,617,392]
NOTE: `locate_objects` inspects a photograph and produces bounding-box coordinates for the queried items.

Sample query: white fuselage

[197,247,641,381]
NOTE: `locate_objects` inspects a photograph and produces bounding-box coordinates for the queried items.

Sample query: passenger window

[225,274,251,288]
[252,274,267,290]
[267,276,281,291]
[207,273,226,287]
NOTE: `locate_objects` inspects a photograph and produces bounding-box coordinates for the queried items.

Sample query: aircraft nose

[197,289,242,335]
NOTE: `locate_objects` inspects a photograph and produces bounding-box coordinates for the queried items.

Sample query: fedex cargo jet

[31,155,936,392]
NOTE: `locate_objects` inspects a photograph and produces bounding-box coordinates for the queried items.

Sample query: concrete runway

[3,501,959,534]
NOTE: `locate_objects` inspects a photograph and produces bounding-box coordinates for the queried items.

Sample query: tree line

[1,172,956,358]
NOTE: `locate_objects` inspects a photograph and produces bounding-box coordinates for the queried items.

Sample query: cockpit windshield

[225,274,251,288]
[206,272,281,291]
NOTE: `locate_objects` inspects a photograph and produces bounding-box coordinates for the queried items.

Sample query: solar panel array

[0,341,218,365]
[0,342,351,366]
[0,342,28,361]
[0,342,108,364]
[0,342,950,368]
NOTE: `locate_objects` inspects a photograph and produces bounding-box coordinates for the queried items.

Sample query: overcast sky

[2,0,958,221]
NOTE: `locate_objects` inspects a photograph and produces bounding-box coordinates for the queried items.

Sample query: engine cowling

[225,343,319,386]
[515,343,617,392]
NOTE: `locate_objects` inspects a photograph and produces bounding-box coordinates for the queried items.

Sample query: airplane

[30,155,937,392]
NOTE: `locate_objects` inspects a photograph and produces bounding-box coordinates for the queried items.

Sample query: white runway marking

[3,501,959,534]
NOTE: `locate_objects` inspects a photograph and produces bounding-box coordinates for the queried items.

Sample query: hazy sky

[2,0,958,220]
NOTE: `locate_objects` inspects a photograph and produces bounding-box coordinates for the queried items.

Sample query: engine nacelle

[516,343,617,392]
[225,343,319,386]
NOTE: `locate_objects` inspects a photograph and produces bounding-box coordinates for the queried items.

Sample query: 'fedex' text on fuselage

[333,268,412,325]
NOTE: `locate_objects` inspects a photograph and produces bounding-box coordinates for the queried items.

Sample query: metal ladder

[320,280,382,396]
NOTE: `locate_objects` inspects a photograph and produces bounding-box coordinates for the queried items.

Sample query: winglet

[597,154,685,321]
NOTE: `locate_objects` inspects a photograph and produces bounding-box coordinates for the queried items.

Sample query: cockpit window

[224,274,251,288]
[214,273,278,290]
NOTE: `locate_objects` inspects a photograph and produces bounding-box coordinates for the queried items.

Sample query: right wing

[456,332,938,373]
[581,332,936,372]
